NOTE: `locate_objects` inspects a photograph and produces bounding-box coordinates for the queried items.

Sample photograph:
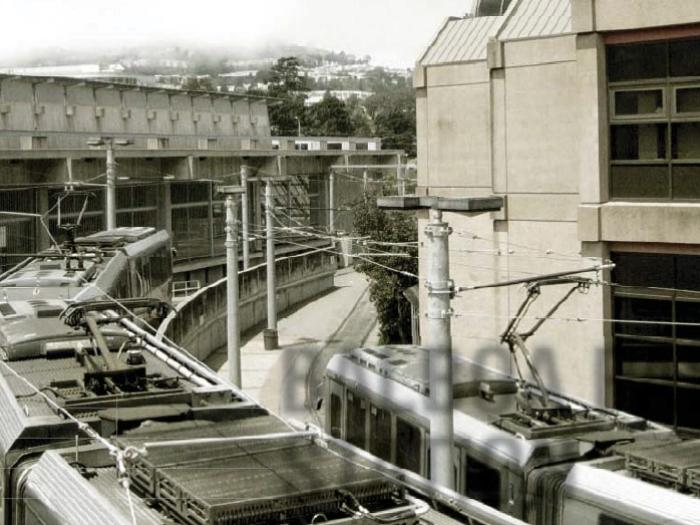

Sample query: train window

[396,418,421,474]
[346,392,367,449]
[599,516,635,525]
[369,405,392,462]
[465,455,501,509]
[330,392,342,439]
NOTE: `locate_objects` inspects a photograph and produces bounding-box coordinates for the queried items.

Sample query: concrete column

[36,187,49,251]
[397,154,406,196]
[265,180,278,349]
[225,195,241,387]
[208,182,215,257]
[241,165,250,270]
[159,182,172,234]
[105,144,116,230]
[424,208,455,490]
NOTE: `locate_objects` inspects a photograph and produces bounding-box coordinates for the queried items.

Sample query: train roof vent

[120,417,403,525]
[621,439,700,493]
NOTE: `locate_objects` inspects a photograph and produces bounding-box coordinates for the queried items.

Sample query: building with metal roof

[414,0,700,433]
[0,73,405,285]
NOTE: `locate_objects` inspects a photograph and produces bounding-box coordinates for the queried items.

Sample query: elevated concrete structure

[0,74,403,284]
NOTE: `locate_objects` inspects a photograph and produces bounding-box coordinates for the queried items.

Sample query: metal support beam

[240,166,250,270]
[105,144,116,230]
[424,208,455,490]
[265,179,278,348]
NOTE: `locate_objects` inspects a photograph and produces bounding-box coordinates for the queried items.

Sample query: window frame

[608,39,700,202]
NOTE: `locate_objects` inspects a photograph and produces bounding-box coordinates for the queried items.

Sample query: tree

[352,193,418,344]
[364,87,416,156]
[182,76,215,91]
[266,57,309,136]
[306,93,353,136]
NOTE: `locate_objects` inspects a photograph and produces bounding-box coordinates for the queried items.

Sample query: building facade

[415,0,700,431]
[0,74,404,285]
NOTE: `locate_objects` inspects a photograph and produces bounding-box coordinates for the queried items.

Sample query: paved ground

[208,269,378,421]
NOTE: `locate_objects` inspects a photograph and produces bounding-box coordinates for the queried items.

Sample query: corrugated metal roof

[498,0,572,40]
[421,15,505,66]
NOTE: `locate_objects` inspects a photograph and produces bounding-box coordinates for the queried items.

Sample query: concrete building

[0,74,403,285]
[415,0,700,431]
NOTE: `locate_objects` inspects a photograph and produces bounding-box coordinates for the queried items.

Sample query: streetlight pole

[218,185,245,387]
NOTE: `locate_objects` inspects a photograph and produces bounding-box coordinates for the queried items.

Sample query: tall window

[612,252,700,431]
[608,39,700,200]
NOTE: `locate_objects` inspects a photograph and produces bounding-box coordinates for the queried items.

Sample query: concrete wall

[0,76,269,141]
[573,0,700,33]
[416,31,610,403]
[157,250,337,362]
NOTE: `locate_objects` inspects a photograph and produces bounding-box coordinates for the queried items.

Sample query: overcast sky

[1,0,474,68]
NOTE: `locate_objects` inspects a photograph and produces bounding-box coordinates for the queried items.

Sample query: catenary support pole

[424,208,455,490]
[105,142,116,230]
[329,170,336,234]
[265,179,278,348]
[240,166,250,270]
[397,154,406,197]
[225,194,241,386]
[363,170,368,193]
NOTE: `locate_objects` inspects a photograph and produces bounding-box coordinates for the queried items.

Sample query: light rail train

[324,345,700,524]
[0,227,524,525]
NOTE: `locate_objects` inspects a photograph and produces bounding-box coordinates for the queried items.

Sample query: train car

[0,297,525,525]
[0,226,172,304]
[323,345,700,524]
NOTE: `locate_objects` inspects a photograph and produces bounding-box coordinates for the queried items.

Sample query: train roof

[19,414,424,525]
[327,346,669,469]
[564,462,700,524]
[0,314,232,455]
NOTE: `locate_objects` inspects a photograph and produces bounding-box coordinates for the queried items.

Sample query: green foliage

[352,194,418,344]
[305,93,354,136]
[364,87,416,156]
[267,57,309,136]
[181,76,215,92]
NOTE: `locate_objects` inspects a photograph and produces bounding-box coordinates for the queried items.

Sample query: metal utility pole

[377,194,504,492]
[87,137,132,231]
[329,170,336,234]
[424,207,454,489]
[218,185,245,387]
[105,143,116,230]
[240,166,250,270]
[264,179,279,349]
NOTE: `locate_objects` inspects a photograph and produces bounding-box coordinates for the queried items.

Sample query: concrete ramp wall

[157,250,337,361]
